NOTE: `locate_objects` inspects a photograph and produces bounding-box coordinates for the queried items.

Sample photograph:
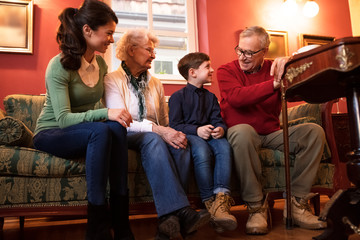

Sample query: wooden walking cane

[281,78,293,229]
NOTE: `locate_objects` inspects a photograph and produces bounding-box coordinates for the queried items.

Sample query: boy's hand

[197,125,214,140]
[211,126,224,139]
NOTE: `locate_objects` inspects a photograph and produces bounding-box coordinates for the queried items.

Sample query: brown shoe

[207,192,238,232]
[204,196,215,211]
[205,196,223,233]
[284,193,327,230]
[245,194,271,235]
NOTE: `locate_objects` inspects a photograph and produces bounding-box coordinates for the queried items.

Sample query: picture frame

[299,34,335,48]
[265,30,289,60]
[0,0,33,54]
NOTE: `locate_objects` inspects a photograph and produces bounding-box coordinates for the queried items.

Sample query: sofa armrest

[0,108,5,120]
[0,116,34,148]
[285,102,323,124]
[280,116,318,129]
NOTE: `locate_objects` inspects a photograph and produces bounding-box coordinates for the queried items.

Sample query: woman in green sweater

[33,1,133,239]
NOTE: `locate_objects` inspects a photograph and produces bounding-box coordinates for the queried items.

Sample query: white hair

[115,28,160,61]
[240,26,270,49]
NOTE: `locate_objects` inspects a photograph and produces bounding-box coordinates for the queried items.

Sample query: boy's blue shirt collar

[186,82,205,92]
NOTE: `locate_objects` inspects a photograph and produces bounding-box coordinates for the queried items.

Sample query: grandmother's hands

[152,125,187,149]
[108,108,133,128]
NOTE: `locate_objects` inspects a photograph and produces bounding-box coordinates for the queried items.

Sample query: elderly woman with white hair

[103,29,210,239]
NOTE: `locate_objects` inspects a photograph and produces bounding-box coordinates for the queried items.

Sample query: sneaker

[284,193,327,230]
[175,206,210,235]
[207,192,237,232]
[245,194,271,235]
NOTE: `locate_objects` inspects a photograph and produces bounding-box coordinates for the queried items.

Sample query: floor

[1,196,360,240]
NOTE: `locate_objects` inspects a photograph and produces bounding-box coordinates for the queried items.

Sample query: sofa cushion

[0,175,88,205]
[0,145,86,177]
[0,117,34,148]
[257,147,334,192]
[260,162,334,192]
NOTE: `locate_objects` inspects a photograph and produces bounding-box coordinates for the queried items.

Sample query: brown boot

[207,192,238,232]
[204,196,223,233]
[245,194,271,235]
[284,193,327,230]
[204,196,215,212]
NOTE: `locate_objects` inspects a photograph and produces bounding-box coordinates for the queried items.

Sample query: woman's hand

[108,108,133,128]
[153,125,187,149]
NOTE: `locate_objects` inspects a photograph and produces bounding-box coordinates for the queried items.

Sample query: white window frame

[104,0,198,85]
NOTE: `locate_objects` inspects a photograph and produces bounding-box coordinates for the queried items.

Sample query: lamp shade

[303,0,319,18]
[282,0,298,16]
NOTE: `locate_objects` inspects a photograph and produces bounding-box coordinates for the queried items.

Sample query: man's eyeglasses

[234,46,264,58]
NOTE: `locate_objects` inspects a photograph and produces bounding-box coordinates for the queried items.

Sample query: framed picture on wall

[0,0,33,54]
[265,30,289,60]
[299,34,335,48]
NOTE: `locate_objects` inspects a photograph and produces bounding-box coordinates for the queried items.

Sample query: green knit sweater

[34,54,109,135]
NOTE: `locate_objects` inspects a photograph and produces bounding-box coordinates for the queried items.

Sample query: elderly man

[217,26,327,235]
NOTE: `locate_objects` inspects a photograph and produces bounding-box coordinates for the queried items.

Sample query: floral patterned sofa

[0,94,350,229]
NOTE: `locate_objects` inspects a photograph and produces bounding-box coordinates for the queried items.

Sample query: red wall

[0,0,353,113]
[194,0,352,112]
[0,0,83,109]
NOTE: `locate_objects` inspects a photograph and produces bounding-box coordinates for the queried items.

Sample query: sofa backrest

[280,102,323,126]
[4,94,46,132]
[3,94,326,134]
[3,94,104,133]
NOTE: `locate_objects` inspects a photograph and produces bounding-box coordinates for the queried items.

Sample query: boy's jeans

[187,135,233,201]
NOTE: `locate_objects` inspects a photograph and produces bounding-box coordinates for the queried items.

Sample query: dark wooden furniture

[332,113,352,164]
[281,36,360,239]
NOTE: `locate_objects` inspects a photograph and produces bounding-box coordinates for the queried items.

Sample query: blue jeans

[33,121,128,206]
[187,135,233,201]
[127,132,191,217]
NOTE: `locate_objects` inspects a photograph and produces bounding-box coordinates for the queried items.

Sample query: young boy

[168,52,237,233]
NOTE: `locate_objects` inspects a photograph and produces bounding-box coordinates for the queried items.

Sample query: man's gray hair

[239,26,270,49]
[116,28,160,61]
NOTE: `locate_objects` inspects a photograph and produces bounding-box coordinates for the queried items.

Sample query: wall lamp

[283,0,319,18]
